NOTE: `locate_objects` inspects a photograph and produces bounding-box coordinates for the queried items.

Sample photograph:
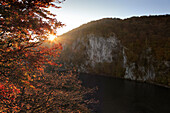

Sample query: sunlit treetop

[0,0,64,42]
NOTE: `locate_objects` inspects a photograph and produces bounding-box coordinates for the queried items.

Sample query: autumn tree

[0,0,95,112]
[0,0,63,82]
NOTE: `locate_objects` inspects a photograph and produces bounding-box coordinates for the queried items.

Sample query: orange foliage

[0,0,64,112]
[1,0,95,112]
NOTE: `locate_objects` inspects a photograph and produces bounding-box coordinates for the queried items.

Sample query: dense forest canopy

[61,15,170,61]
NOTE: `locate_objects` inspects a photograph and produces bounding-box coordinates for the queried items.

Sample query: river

[79,74,170,113]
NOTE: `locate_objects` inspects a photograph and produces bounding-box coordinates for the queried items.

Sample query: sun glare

[48,34,56,41]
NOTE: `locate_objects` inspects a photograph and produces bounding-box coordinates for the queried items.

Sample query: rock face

[123,48,156,81]
[58,15,170,86]
[60,34,123,74]
[86,35,120,67]
[61,34,157,82]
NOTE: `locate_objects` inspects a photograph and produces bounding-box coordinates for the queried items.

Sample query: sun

[48,34,56,41]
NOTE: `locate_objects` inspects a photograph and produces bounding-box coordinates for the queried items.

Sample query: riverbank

[79,72,170,89]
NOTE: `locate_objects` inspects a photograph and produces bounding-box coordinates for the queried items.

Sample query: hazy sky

[49,0,170,35]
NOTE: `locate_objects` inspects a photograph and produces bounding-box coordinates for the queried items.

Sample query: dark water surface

[79,74,170,113]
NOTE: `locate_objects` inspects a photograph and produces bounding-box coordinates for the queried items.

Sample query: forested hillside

[57,15,170,86]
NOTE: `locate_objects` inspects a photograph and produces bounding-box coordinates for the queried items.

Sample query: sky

[49,0,170,35]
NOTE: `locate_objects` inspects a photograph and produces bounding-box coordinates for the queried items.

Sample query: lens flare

[48,34,56,41]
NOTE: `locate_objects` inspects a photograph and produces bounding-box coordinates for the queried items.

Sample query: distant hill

[55,15,170,87]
